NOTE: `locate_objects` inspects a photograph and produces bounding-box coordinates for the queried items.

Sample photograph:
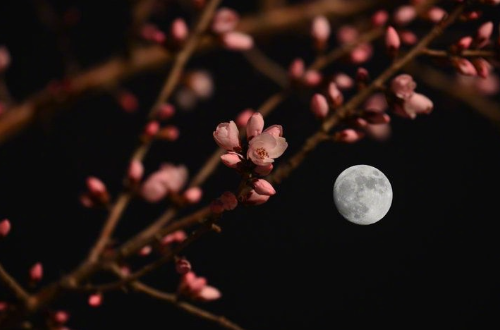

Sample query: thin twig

[421,48,496,58]
[0,263,30,303]
[243,48,289,88]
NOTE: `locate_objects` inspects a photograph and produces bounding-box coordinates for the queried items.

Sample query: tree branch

[0,263,30,303]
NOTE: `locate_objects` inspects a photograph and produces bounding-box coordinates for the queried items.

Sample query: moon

[333,164,393,225]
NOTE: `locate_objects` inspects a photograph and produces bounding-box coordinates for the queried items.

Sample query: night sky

[1,1,500,329]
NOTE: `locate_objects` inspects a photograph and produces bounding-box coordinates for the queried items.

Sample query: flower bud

[310,94,329,119]
[252,179,276,196]
[0,219,11,238]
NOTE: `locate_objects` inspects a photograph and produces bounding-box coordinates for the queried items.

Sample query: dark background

[1,0,500,329]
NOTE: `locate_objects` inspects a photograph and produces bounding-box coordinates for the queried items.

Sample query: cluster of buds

[177,271,221,302]
[213,113,288,206]
[140,163,188,203]
[80,177,110,208]
[211,7,253,51]
[388,74,433,119]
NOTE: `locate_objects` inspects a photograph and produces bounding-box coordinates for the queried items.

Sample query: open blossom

[178,271,221,302]
[212,8,239,34]
[394,93,433,119]
[247,132,287,166]
[213,121,241,151]
[141,164,188,202]
[391,74,416,99]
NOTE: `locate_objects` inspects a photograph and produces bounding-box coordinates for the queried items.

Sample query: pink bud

[356,67,370,83]
[213,121,241,151]
[456,36,473,50]
[254,164,273,176]
[144,121,160,138]
[246,112,264,140]
[86,177,107,196]
[454,58,478,76]
[336,25,358,44]
[197,286,222,301]
[157,103,175,120]
[289,58,305,80]
[371,10,389,27]
[263,125,283,138]
[139,245,152,256]
[79,194,94,208]
[212,8,239,34]
[162,230,187,245]
[183,187,203,204]
[171,18,189,42]
[364,93,388,113]
[186,70,213,99]
[158,125,180,141]
[128,160,144,183]
[472,58,491,78]
[141,24,165,44]
[385,26,400,54]
[176,257,192,274]
[30,263,43,282]
[0,46,11,72]
[334,129,365,143]
[310,94,329,119]
[328,82,343,107]
[252,179,276,196]
[221,32,253,51]
[117,91,138,113]
[88,293,102,307]
[0,219,11,237]
[302,70,322,87]
[349,43,373,64]
[403,93,433,118]
[221,152,242,168]
[235,108,254,128]
[53,311,70,324]
[399,30,418,45]
[220,191,238,210]
[0,301,8,311]
[393,6,416,26]
[427,7,447,23]
[391,74,416,99]
[476,21,493,48]
[362,111,391,125]
[311,16,330,49]
[210,199,225,214]
[333,73,354,90]
[244,190,270,205]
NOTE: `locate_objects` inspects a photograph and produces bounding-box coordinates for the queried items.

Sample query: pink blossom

[117,91,139,113]
[333,73,354,90]
[289,58,305,80]
[220,191,238,210]
[176,257,192,274]
[254,164,273,176]
[221,152,242,168]
[128,160,144,183]
[476,21,493,47]
[162,230,187,245]
[139,245,152,256]
[364,93,388,113]
[178,272,221,302]
[364,123,392,142]
[391,74,417,99]
[454,58,478,76]
[242,190,270,205]
[0,46,10,72]
[328,82,343,107]
[0,219,11,237]
[186,70,213,99]
[334,129,365,143]
[456,36,473,50]
[399,30,418,45]
[302,70,322,87]
[385,26,400,53]
[235,108,254,128]
[141,164,188,202]
[197,286,222,301]
[311,16,330,49]
[263,125,283,138]
[221,32,253,50]
[372,10,389,27]
[141,24,165,44]
[247,132,288,166]
[472,58,491,78]
[393,6,417,26]
[349,43,373,64]
[157,103,175,120]
[212,8,239,34]
[336,25,358,44]
[144,120,160,138]
[394,93,433,119]
[246,112,264,141]
[88,293,102,307]
[311,94,329,119]
[158,125,180,141]
[183,187,203,204]
[171,18,188,42]
[213,121,241,151]
[53,311,70,324]
[30,262,43,282]
[252,179,276,196]
[427,7,447,23]
[0,301,7,311]
[86,176,107,196]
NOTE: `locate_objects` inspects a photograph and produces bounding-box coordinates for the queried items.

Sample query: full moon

[333,165,393,225]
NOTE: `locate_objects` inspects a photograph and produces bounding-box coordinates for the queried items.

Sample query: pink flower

[336,25,358,44]
[162,230,187,245]
[385,26,400,53]
[213,121,241,151]
[472,58,491,78]
[302,70,322,87]
[476,21,493,47]
[394,93,433,119]
[247,132,288,166]
[427,7,447,23]
[221,152,242,168]
[157,103,175,120]
[311,16,330,49]
[246,112,264,141]
[334,129,365,143]
[333,73,354,90]
[371,10,389,27]
[263,125,283,138]
[242,190,270,205]
[362,111,391,125]
[311,94,329,119]
[220,191,238,210]
[53,311,70,324]
[183,187,203,204]
[393,5,416,26]
[185,70,213,99]
[197,286,222,301]
[454,58,478,76]
[212,8,239,34]
[176,257,192,274]
[328,82,343,107]
[88,293,102,307]
[252,179,276,196]
[289,58,305,80]
[117,91,139,113]
[0,219,11,237]
[456,36,473,50]
[143,121,160,138]
[0,301,8,311]
[364,93,388,113]
[171,18,189,42]
[30,262,43,282]
[141,164,188,202]
[399,30,418,45]
[349,43,373,64]
[178,271,221,302]
[221,32,253,50]
[391,74,416,99]
[128,160,144,183]
[139,245,152,256]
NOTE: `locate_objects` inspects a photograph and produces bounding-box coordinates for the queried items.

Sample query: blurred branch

[0,0,379,145]
[243,48,289,88]
[407,62,500,129]
[421,48,496,58]
[259,0,286,12]
[0,263,30,303]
